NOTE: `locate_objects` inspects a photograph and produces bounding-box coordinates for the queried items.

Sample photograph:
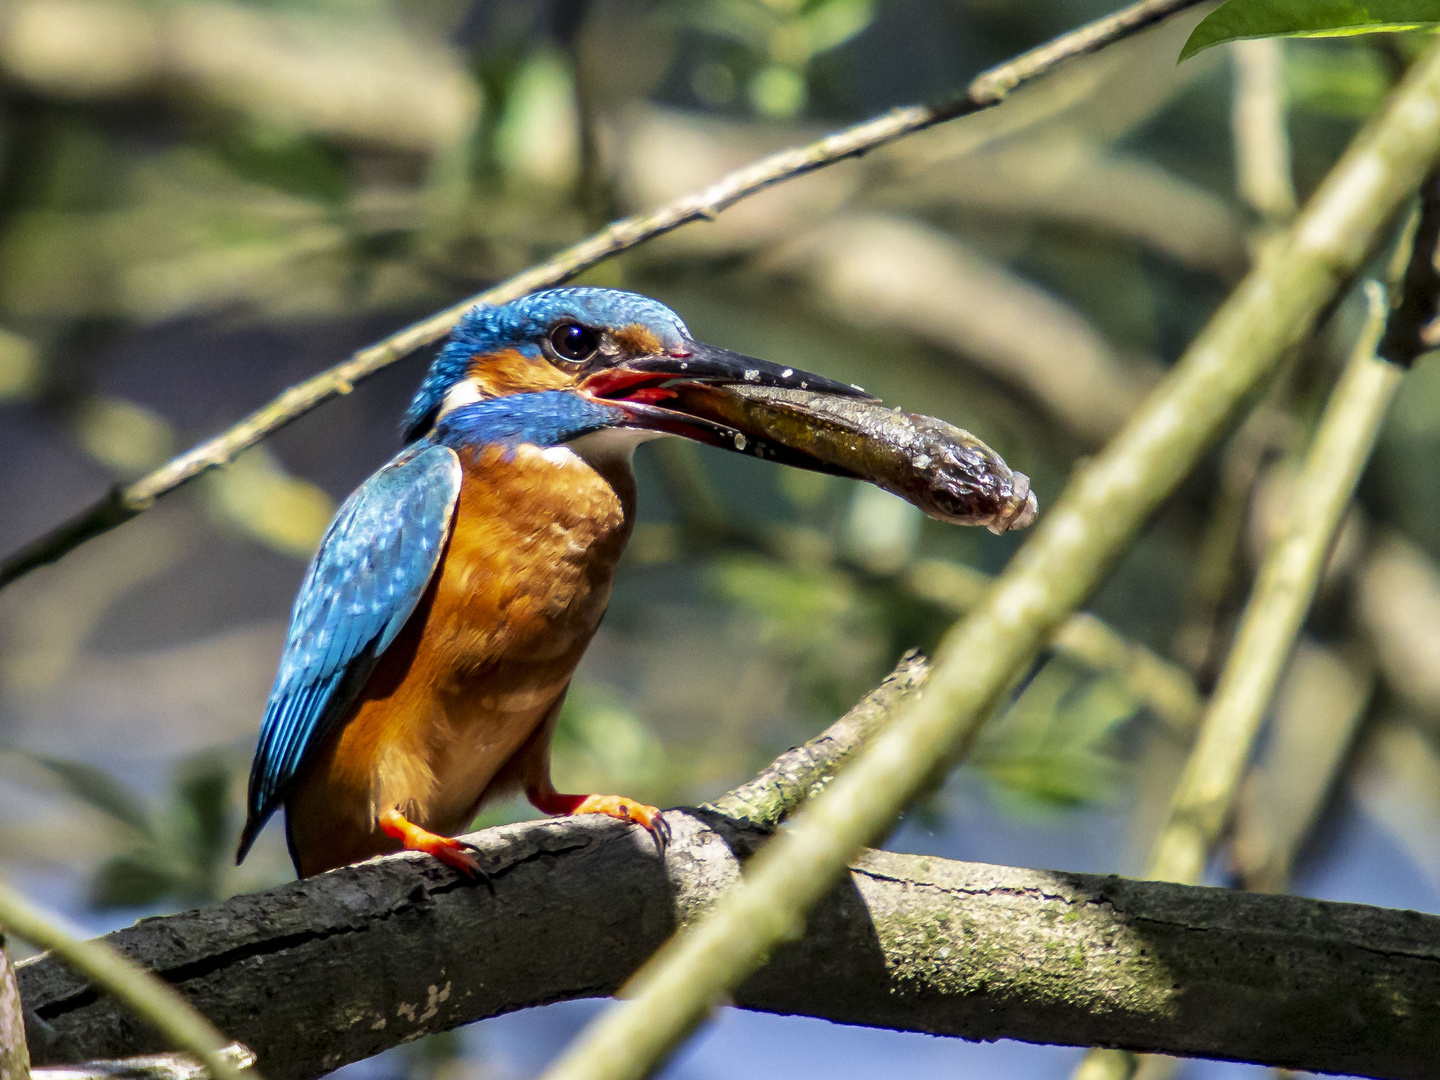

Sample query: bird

[236,287,873,878]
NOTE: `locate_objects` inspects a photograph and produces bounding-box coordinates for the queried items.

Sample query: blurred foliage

[683,0,876,116]
[710,553,886,716]
[972,659,1136,812]
[1285,39,1397,116]
[14,749,243,909]
[551,683,670,804]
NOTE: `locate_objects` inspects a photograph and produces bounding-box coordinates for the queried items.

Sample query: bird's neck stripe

[431,391,624,452]
[437,378,485,421]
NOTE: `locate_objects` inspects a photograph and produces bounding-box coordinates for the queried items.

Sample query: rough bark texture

[15,812,1440,1080]
[0,939,28,1080]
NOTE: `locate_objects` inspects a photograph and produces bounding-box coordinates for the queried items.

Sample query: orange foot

[528,787,670,854]
[378,807,488,878]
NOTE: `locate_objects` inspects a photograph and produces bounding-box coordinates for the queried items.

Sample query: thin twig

[1080,284,1402,1080]
[0,878,254,1080]
[535,36,1440,1080]
[1232,39,1297,229]
[1172,35,1302,679]
[1148,294,1399,881]
[0,0,1206,590]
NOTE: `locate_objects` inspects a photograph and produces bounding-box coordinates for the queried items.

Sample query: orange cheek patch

[468,348,574,397]
[613,324,665,356]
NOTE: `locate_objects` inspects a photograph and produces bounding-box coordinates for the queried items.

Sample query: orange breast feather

[285,441,636,876]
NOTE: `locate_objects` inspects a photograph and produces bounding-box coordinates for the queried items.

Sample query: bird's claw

[379,807,493,885]
[430,840,488,879]
[650,812,671,856]
[563,794,670,857]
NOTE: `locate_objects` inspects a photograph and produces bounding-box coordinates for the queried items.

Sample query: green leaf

[1180,0,1440,61]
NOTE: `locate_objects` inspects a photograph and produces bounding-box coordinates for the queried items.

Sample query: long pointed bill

[582,343,1038,534]
[582,341,873,403]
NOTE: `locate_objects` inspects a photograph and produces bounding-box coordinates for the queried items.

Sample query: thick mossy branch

[0,935,27,1080]
[15,813,1440,1080]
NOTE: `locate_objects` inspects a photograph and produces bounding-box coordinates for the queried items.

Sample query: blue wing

[237,443,462,861]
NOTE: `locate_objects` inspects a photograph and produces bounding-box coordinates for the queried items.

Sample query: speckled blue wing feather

[237,443,462,862]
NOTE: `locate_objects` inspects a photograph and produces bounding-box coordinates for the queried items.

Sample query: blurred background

[0,1,1433,1077]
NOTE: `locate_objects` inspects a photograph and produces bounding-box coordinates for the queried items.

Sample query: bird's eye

[550,322,600,362]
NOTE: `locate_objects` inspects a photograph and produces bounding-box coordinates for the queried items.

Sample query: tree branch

[13,812,1440,1080]
[0,0,1206,590]
[1,934,28,1080]
[1151,283,1398,886]
[16,658,1440,1080]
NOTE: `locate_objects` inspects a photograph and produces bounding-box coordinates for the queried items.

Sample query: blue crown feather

[402,287,691,442]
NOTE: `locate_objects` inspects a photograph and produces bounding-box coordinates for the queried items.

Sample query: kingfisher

[236,287,874,878]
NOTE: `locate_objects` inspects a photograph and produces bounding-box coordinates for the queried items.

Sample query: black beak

[580,341,875,473]
[614,341,873,400]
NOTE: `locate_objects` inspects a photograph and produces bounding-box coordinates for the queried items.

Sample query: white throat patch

[436,379,485,421]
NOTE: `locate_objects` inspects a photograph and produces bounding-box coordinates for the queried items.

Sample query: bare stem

[1149,292,1399,880]
[535,36,1440,1080]
[1232,39,1297,228]
[1078,284,1403,1080]
[0,0,1206,590]
[0,878,253,1080]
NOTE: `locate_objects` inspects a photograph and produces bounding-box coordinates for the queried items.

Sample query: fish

[667,383,1038,534]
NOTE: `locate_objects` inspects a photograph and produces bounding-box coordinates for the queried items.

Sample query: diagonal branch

[1076,282,1404,1080]
[0,0,1206,590]
[1149,284,1399,888]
